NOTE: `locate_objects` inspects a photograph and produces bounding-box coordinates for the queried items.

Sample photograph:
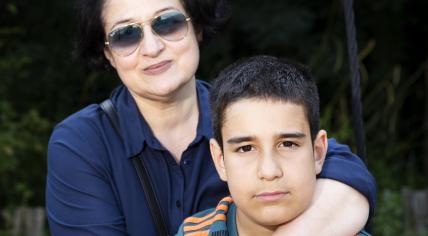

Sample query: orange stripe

[221,196,233,203]
[184,210,216,224]
[183,214,227,232]
[184,197,232,224]
[216,204,228,212]
[185,230,209,236]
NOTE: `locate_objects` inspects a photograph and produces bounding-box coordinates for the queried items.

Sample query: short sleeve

[46,118,127,235]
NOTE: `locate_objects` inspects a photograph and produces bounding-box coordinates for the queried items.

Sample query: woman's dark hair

[72,0,231,70]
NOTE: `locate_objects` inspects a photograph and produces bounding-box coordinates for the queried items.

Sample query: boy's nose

[257,152,283,181]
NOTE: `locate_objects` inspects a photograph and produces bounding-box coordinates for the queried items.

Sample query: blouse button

[183,160,191,165]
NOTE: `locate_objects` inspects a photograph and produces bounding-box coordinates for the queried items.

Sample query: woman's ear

[104,47,117,69]
[313,130,328,174]
[192,23,203,42]
[210,138,227,181]
[196,30,203,42]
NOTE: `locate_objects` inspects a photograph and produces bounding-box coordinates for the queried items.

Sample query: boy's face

[210,98,327,231]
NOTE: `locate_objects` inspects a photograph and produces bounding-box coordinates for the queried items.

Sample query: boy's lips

[255,191,289,201]
[143,60,172,76]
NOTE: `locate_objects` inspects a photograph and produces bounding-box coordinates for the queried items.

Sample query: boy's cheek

[224,160,255,191]
[226,174,251,201]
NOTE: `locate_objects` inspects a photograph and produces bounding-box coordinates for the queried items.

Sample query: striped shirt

[176,196,371,236]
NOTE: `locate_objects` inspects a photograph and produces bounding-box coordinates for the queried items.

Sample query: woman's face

[102,0,200,100]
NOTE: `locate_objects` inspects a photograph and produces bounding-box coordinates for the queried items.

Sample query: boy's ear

[103,47,117,69]
[313,130,328,175]
[209,138,227,181]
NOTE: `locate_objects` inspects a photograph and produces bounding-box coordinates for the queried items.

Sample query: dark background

[1,0,427,235]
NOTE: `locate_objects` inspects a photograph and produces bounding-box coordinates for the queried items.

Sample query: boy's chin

[255,204,307,226]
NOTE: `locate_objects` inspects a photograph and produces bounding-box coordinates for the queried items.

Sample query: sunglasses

[105,11,191,56]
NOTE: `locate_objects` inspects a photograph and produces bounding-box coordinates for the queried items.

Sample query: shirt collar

[109,80,213,159]
[110,85,145,158]
[227,202,239,236]
[195,80,214,141]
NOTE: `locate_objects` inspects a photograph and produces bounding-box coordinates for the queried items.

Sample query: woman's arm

[274,138,375,235]
[46,121,127,236]
[274,179,369,235]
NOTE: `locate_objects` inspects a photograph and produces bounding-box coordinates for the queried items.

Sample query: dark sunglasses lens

[108,24,142,55]
[152,12,188,41]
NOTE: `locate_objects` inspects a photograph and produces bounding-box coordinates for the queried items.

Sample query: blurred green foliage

[373,189,405,235]
[0,102,50,206]
[0,0,427,235]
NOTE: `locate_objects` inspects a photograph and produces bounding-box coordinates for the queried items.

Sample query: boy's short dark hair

[210,55,320,147]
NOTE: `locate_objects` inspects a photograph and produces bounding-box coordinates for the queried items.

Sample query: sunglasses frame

[104,10,191,56]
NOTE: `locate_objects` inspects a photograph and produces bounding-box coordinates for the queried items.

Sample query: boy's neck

[235,208,278,236]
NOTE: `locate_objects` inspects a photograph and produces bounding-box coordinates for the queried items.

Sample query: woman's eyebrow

[109,7,175,30]
[153,7,175,15]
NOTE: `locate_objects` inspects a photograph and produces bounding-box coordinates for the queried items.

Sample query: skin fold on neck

[131,78,199,162]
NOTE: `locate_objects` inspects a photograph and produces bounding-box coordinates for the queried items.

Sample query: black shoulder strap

[100,99,169,236]
[99,99,122,138]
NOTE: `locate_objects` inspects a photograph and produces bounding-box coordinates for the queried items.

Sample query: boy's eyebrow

[277,132,306,139]
[226,132,306,144]
[226,136,256,144]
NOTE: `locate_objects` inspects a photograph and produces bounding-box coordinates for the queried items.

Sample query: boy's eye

[280,141,298,148]
[237,145,254,153]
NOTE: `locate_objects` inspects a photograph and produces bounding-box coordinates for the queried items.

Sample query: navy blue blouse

[46,80,375,235]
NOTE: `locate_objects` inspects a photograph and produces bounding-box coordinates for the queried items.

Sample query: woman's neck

[131,79,199,162]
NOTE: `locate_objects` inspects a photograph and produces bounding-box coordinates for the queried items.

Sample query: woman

[46,0,376,235]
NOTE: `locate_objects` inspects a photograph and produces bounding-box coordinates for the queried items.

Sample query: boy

[176,55,369,236]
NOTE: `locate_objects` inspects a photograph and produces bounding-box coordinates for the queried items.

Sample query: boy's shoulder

[176,196,233,236]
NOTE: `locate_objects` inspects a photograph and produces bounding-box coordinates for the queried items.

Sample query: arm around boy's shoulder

[321,138,377,217]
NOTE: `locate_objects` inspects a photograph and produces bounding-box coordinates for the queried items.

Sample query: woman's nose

[139,26,165,57]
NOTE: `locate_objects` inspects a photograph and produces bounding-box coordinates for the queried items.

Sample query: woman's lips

[255,191,288,201]
[143,60,172,76]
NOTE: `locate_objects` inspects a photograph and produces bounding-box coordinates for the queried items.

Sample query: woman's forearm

[273,179,369,236]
